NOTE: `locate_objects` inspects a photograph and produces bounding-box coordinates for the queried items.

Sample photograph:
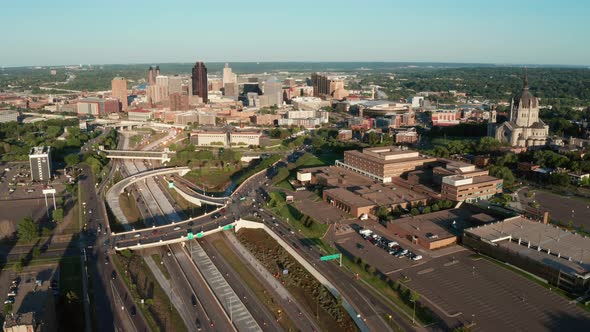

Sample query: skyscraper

[111,77,128,111]
[261,76,283,107]
[29,146,52,182]
[168,75,183,94]
[155,65,161,77]
[148,66,155,85]
[222,63,237,85]
[191,62,208,103]
[154,75,169,103]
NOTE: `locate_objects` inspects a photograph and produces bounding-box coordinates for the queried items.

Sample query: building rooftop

[353,183,427,206]
[3,312,35,329]
[465,216,590,276]
[390,208,474,244]
[323,187,375,208]
[29,146,50,156]
[347,147,433,164]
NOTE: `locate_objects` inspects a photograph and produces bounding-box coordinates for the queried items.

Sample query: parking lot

[520,189,590,230]
[401,250,590,331]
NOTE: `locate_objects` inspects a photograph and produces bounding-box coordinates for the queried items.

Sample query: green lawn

[184,167,236,189]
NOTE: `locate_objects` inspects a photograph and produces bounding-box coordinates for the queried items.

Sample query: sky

[1,0,589,67]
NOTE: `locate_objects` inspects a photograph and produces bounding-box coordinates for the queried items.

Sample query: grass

[151,254,171,280]
[112,252,187,332]
[233,155,281,187]
[165,184,204,219]
[275,179,294,191]
[184,167,236,190]
[118,193,143,224]
[211,237,298,331]
[59,256,84,300]
[269,199,328,239]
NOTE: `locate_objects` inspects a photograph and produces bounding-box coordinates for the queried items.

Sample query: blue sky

[1,0,588,67]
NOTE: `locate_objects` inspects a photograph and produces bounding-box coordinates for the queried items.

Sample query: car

[191,294,197,307]
[7,289,17,297]
[50,280,58,289]
[111,270,117,280]
[130,306,136,316]
[188,221,194,226]
[273,222,279,227]
[152,230,158,235]
[12,277,20,286]
[133,233,141,238]
[4,297,15,304]
[196,319,202,331]
[411,254,423,261]
[104,257,109,265]
[173,226,181,231]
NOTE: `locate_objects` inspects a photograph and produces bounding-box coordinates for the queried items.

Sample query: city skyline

[1,0,589,67]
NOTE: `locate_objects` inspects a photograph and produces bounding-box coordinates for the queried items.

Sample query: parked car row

[4,277,20,305]
[359,228,423,261]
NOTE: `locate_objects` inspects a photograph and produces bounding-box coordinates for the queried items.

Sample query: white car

[411,254,423,261]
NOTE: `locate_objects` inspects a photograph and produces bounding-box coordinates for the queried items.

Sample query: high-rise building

[148,66,155,85]
[260,76,283,107]
[168,75,183,95]
[77,98,119,117]
[311,73,330,97]
[222,63,237,85]
[111,77,128,111]
[191,62,208,102]
[155,65,160,77]
[154,75,169,103]
[29,146,52,182]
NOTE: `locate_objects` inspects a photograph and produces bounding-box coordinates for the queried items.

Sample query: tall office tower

[155,65,160,77]
[191,62,208,103]
[111,77,128,111]
[168,75,183,94]
[222,63,237,85]
[148,66,155,85]
[311,73,330,97]
[29,146,52,182]
[261,76,283,107]
[154,75,169,103]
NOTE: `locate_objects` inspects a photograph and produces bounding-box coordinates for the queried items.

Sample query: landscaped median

[236,228,357,332]
[112,250,187,332]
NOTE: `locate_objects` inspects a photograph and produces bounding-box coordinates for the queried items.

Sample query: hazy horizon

[2,0,589,67]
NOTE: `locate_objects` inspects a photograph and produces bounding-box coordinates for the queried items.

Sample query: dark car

[196,319,202,331]
[191,294,197,307]
[130,306,136,316]
[111,270,117,280]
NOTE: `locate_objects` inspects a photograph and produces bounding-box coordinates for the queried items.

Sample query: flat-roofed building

[189,131,228,146]
[29,146,51,182]
[463,216,590,292]
[323,187,375,217]
[387,209,470,250]
[0,109,20,123]
[198,112,216,126]
[229,131,262,147]
[77,98,119,117]
[338,146,436,183]
[441,175,502,202]
[127,109,152,122]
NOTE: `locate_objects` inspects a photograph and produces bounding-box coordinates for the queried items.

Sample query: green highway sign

[320,254,341,261]
[223,224,235,231]
[187,232,194,239]
[196,232,204,238]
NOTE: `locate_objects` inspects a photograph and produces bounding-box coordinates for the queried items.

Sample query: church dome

[531,121,546,129]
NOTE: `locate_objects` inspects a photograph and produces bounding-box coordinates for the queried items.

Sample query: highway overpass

[106,167,191,228]
[102,149,175,162]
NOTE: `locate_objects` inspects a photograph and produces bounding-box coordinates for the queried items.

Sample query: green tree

[17,217,37,242]
[52,208,64,222]
[431,203,440,212]
[422,206,431,214]
[376,206,389,220]
[411,208,420,216]
[489,166,515,186]
[548,172,570,187]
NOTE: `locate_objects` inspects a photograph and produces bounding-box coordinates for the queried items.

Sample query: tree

[431,203,440,212]
[411,208,420,216]
[422,206,431,214]
[548,172,570,187]
[52,208,64,222]
[489,166,515,186]
[376,206,389,220]
[17,217,37,242]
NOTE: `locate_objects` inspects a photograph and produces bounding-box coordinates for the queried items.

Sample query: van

[359,229,373,236]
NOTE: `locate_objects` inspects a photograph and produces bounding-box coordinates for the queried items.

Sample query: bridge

[91,118,186,130]
[106,167,191,226]
[169,177,229,206]
[101,149,176,162]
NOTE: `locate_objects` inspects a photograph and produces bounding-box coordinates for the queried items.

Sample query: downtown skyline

[1,0,589,67]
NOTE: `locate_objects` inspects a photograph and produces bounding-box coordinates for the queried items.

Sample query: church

[488,74,549,148]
